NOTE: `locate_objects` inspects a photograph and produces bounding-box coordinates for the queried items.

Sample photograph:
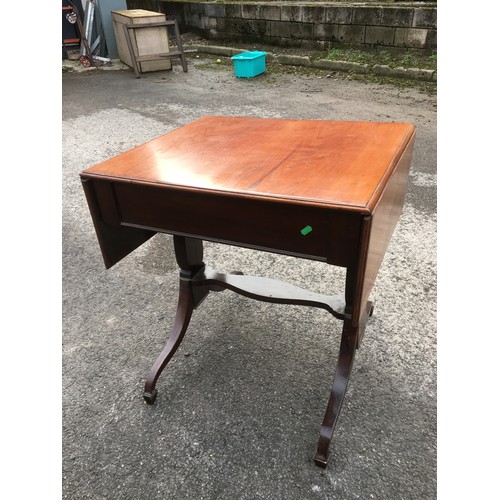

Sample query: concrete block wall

[127,1,437,51]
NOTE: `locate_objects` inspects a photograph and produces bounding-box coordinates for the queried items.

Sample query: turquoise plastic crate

[231,51,267,78]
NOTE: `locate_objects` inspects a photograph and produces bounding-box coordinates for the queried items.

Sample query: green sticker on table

[301,225,313,236]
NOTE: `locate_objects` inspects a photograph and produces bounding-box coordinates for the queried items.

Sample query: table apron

[90,179,363,267]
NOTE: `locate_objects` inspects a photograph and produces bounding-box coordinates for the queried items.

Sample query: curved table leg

[143,234,366,467]
[314,320,358,467]
[144,235,206,404]
[143,278,195,404]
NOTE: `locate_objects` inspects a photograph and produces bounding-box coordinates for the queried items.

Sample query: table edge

[79,172,374,215]
[79,121,416,216]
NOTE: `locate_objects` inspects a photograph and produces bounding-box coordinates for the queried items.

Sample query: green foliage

[325,47,437,71]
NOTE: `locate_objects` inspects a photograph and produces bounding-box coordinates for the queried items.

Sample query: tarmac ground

[62,53,436,499]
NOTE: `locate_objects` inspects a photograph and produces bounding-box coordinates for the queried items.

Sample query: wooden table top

[82,116,415,214]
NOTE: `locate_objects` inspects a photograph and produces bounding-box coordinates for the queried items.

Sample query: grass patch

[324,47,437,71]
[348,72,437,93]
[265,61,436,93]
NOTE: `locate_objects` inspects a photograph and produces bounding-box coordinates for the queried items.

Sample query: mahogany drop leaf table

[80,116,415,467]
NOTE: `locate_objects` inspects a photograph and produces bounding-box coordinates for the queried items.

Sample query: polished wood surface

[80,116,416,468]
[81,178,156,269]
[82,116,415,213]
[359,134,415,316]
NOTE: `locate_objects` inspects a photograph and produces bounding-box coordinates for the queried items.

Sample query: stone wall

[127,1,437,51]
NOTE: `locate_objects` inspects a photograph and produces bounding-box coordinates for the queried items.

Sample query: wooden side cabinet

[112,9,171,72]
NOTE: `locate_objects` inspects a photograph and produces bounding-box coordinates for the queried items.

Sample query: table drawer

[93,180,362,266]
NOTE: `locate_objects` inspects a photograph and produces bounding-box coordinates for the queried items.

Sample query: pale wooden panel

[112,9,171,72]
